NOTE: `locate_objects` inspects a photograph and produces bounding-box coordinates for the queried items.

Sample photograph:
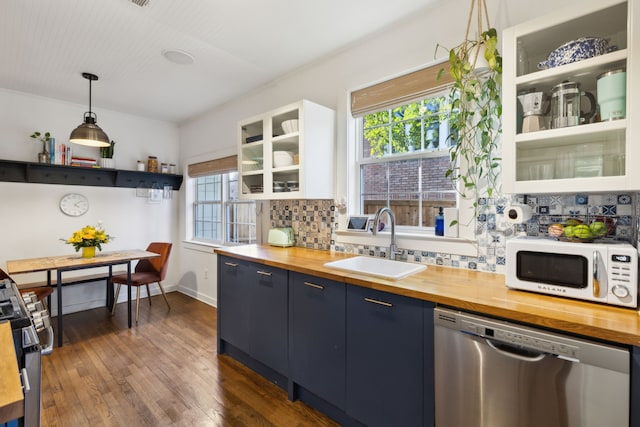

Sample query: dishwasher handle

[486,338,547,362]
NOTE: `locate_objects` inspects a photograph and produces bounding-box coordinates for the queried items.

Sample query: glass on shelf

[516,133,625,182]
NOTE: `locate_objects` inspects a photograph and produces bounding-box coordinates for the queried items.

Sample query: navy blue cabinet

[218,256,435,426]
[249,263,288,375]
[217,256,288,379]
[218,257,251,352]
[346,285,425,427]
[290,272,346,409]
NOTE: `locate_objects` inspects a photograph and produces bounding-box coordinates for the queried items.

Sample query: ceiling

[1,0,442,124]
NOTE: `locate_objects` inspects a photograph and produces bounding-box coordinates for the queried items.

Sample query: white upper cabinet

[238,99,336,200]
[502,0,638,193]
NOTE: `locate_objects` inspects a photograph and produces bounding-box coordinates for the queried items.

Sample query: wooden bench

[15,270,127,310]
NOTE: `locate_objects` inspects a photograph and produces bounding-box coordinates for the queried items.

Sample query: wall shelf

[0,159,183,190]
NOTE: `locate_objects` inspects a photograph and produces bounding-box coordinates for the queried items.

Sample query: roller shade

[188,155,237,177]
[351,61,453,117]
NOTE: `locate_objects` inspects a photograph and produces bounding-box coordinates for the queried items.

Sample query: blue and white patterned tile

[618,194,632,204]
[617,215,632,226]
[617,204,633,215]
[588,194,604,205]
[588,205,602,215]
[549,195,562,206]
[576,195,588,205]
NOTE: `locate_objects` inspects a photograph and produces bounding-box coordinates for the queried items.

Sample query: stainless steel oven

[1,279,53,427]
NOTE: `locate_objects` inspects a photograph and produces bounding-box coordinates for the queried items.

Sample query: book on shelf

[47,141,72,165]
[70,156,97,167]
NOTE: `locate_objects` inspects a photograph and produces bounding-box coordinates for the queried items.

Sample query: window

[358,94,457,228]
[193,171,256,244]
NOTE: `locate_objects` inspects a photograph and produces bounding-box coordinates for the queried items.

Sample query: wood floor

[41,292,339,426]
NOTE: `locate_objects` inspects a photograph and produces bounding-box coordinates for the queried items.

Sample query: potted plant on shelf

[437,0,502,223]
[99,140,116,168]
[30,131,52,164]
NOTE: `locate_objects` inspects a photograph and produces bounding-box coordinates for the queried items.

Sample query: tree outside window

[360,95,457,228]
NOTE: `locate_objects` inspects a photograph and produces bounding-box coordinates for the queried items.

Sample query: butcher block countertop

[0,321,23,423]
[215,245,640,347]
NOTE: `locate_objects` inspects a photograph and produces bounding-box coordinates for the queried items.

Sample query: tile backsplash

[270,199,336,250]
[270,192,638,275]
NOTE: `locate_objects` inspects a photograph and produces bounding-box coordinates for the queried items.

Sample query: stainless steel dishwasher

[434,307,630,427]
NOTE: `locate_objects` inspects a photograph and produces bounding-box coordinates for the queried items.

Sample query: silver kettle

[550,81,596,128]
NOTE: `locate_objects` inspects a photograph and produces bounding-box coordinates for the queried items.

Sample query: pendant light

[69,72,110,147]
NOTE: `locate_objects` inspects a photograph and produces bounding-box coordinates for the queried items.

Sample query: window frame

[355,94,457,233]
[336,59,479,257]
[191,171,256,246]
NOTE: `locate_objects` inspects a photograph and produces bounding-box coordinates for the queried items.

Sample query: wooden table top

[215,244,640,347]
[6,249,159,274]
[0,322,23,423]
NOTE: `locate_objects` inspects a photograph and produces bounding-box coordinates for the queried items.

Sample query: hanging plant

[437,0,502,218]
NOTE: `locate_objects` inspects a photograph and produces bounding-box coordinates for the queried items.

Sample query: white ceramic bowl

[281,119,299,134]
[273,151,294,168]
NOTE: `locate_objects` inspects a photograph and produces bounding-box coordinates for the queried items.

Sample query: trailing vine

[437,0,503,220]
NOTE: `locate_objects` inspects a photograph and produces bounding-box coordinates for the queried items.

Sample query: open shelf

[0,159,183,190]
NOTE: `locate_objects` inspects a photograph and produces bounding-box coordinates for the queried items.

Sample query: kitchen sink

[324,256,426,280]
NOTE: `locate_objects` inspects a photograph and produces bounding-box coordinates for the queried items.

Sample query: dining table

[6,249,159,347]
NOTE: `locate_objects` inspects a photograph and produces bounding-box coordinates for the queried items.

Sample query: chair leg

[135,286,141,324]
[111,284,122,315]
[146,284,152,305]
[157,281,171,311]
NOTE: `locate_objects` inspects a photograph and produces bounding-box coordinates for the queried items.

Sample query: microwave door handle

[593,251,600,298]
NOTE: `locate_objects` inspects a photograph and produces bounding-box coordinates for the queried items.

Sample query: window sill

[334,230,478,257]
[182,240,219,253]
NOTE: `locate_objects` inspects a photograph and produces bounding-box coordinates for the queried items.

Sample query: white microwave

[506,236,638,308]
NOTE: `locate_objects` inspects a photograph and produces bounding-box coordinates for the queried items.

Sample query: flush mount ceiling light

[162,49,195,65]
[69,72,110,147]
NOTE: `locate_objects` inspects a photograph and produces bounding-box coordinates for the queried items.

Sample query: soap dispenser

[435,207,444,236]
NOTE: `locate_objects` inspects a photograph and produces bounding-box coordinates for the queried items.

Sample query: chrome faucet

[372,207,402,260]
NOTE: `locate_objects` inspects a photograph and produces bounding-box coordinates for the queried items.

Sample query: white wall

[177,0,585,305]
[0,89,181,315]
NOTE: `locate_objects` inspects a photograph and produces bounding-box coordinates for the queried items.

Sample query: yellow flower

[61,223,114,252]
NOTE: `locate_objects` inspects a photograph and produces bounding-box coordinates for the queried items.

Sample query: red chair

[110,242,172,323]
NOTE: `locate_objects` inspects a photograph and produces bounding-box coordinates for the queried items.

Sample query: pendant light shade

[69,72,110,147]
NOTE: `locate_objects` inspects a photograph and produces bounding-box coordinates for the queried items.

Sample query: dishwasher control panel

[435,307,630,371]
[461,320,579,359]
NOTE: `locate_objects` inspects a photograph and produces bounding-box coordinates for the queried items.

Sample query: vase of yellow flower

[82,246,96,258]
[62,222,113,258]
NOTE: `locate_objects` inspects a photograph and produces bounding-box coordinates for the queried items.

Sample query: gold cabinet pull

[256,270,272,276]
[364,297,393,307]
[224,262,238,267]
[303,281,324,290]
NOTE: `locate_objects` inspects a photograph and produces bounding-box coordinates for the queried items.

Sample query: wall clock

[59,193,89,217]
